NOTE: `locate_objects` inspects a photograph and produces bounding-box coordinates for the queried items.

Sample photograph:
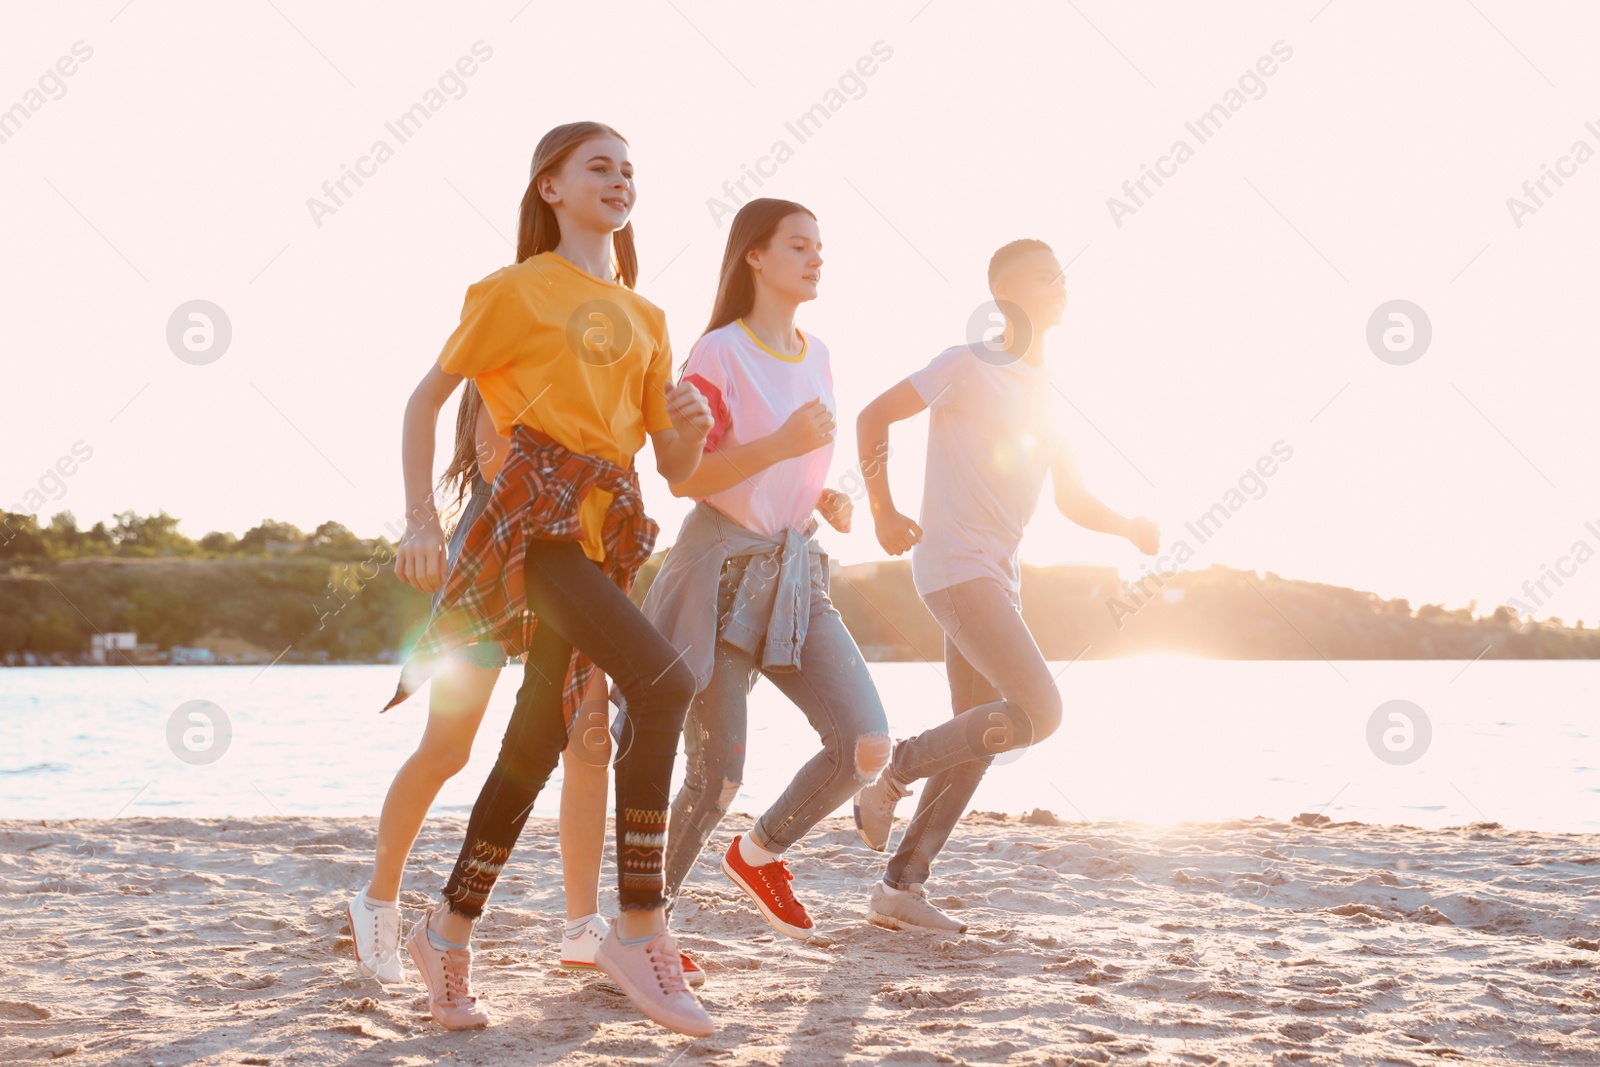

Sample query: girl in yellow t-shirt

[349,385,696,993]
[386,122,715,1037]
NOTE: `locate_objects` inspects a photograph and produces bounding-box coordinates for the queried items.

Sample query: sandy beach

[3,812,1596,1065]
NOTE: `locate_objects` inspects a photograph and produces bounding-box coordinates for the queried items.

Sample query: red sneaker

[719,836,815,940]
[679,950,706,988]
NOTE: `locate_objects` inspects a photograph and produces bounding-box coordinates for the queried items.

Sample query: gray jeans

[663,556,891,904]
[885,577,1063,889]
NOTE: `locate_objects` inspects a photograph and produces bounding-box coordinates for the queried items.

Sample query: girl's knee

[566,702,613,768]
[494,740,562,787]
[627,655,695,715]
[1030,684,1064,742]
[414,739,473,780]
[711,774,741,815]
[852,733,893,782]
[563,727,611,771]
[657,657,697,709]
[679,770,741,816]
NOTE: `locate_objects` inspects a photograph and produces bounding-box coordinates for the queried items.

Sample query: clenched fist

[665,379,714,441]
[778,398,835,458]
[818,488,852,532]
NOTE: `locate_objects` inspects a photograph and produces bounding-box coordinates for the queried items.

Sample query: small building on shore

[89,632,138,665]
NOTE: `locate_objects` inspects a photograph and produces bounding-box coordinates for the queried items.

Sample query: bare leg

[367,658,499,902]
[559,672,611,920]
[615,904,667,938]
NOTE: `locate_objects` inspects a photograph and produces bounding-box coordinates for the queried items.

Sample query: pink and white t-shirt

[681,319,834,537]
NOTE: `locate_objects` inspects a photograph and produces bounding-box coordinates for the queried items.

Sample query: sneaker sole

[720,856,816,941]
[866,903,966,934]
[347,903,377,978]
[852,799,889,852]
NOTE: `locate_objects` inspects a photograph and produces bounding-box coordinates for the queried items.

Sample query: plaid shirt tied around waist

[382,424,659,722]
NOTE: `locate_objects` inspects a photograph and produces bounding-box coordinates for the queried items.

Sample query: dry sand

[3,812,1597,1065]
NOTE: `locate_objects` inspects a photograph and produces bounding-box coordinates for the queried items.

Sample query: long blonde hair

[516,120,638,287]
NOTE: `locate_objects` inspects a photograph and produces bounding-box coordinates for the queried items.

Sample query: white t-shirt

[907,343,1065,596]
[681,319,834,537]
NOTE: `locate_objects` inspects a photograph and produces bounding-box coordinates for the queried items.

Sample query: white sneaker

[853,763,913,851]
[866,881,967,933]
[560,914,609,971]
[347,890,404,982]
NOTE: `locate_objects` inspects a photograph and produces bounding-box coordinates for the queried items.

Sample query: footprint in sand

[0,1000,51,1021]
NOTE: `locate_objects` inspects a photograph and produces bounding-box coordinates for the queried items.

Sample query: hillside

[1,551,1590,665]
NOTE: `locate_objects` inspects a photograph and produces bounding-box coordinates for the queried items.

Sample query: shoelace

[759,859,801,912]
[373,908,400,960]
[440,948,477,1004]
[649,940,690,997]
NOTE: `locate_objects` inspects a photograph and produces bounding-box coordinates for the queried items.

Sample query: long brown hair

[703,198,816,336]
[516,120,638,287]
[437,124,636,526]
[436,383,485,532]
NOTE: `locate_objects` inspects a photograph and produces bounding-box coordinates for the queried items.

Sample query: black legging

[443,538,696,917]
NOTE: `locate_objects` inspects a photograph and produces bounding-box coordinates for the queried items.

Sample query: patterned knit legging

[442,539,695,917]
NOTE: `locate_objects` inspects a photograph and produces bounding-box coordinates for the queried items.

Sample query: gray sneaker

[853,766,912,851]
[867,882,967,933]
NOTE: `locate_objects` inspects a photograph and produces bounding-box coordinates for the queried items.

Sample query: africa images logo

[566,300,634,367]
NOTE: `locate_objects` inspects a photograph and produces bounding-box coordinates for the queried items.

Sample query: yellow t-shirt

[437,252,673,563]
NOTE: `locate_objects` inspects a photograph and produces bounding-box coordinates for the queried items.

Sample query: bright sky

[2,1,1596,624]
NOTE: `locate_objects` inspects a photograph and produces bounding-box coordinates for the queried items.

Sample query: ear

[744,245,764,273]
[536,173,561,206]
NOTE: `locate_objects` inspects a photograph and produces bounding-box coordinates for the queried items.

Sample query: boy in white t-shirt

[852,238,1159,932]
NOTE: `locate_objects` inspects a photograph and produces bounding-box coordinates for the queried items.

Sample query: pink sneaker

[560,913,706,987]
[404,906,491,1030]
[595,928,714,1037]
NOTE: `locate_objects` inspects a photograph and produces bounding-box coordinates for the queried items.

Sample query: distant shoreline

[4,555,1597,665]
[3,651,1594,667]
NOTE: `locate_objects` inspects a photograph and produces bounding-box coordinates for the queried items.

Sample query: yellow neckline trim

[737,318,807,362]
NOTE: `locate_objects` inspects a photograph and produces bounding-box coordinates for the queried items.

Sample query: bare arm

[649,379,715,484]
[670,434,790,499]
[669,398,834,498]
[858,379,927,556]
[1051,447,1159,553]
[395,363,466,591]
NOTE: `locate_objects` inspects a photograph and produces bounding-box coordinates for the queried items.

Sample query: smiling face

[993,249,1067,331]
[745,211,822,305]
[537,133,634,235]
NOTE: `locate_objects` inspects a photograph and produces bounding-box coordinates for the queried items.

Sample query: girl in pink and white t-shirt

[632,198,892,941]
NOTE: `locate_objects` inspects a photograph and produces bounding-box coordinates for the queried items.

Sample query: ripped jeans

[663,557,891,905]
